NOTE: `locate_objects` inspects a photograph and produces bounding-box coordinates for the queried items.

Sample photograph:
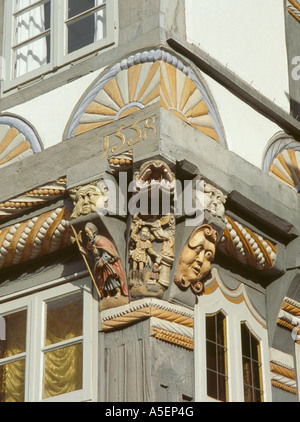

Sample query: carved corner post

[127,160,176,299]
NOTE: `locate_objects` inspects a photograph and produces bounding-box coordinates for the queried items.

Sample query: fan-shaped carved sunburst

[68,50,225,146]
[269,149,300,192]
[263,135,300,193]
[0,124,33,168]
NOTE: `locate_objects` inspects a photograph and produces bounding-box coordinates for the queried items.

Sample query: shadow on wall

[290,97,300,121]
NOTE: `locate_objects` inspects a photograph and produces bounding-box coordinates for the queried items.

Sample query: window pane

[43,343,83,399]
[241,323,250,357]
[0,310,27,358]
[216,312,225,345]
[15,1,51,44]
[67,6,106,54]
[207,370,217,399]
[241,323,263,402]
[253,388,263,403]
[14,34,50,78]
[0,359,26,402]
[14,1,51,78]
[15,0,41,13]
[206,312,228,401]
[45,293,83,346]
[251,333,259,361]
[244,384,253,402]
[68,0,103,18]
[252,361,262,389]
[218,374,227,402]
[206,341,216,371]
[217,345,227,375]
[242,356,252,387]
[206,314,215,342]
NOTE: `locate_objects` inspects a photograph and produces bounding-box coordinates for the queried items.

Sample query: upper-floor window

[206,312,228,401]
[3,0,116,91]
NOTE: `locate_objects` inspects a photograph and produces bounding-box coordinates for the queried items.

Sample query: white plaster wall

[203,72,283,169]
[5,69,103,149]
[185,0,290,112]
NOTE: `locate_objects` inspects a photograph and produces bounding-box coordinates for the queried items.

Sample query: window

[194,271,272,402]
[206,312,228,401]
[0,277,97,402]
[241,322,263,402]
[3,0,116,90]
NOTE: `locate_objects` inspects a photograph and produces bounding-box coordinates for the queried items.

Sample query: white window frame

[2,0,117,92]
[0,276,98,402]
[194,282,272,402]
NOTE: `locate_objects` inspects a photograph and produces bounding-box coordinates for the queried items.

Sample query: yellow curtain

[0,311,27,402]
[43,295,83,399]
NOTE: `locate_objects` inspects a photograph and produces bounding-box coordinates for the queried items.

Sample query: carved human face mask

[74,186,102,216]
[203,183,226,218]
[176,225,217,294]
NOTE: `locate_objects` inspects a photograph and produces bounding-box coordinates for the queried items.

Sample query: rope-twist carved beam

[0,208,71,269]
[218,216,277,271]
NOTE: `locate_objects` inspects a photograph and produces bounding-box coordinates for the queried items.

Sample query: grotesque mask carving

[134,160,175,194]
[70,181,108,218]
[203,182,226,221]
[174,224,217,295]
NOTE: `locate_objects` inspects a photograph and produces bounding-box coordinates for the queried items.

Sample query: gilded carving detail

[218,216,277,270]
[72,222,128,311]
[174,225,218,295]
[129,214,175,298]
[68,50,225,146]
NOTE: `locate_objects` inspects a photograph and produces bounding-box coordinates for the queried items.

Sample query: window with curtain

[0,310,27,402]
[14,0,51,78]
[206,311,228,401]
[4,0,115,89]
[0,278,96,402]
[241,322,264,402]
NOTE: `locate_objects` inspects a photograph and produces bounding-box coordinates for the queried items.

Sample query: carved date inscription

[100,116,157,160]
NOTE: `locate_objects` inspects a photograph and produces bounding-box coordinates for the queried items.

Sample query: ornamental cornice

[218,216,277,271]
[0,178,67,220]
[0,207,71,269]
[100,298,194,337]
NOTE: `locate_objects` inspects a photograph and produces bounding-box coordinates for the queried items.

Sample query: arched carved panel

[0,115,42,168]
[66,50,226,147]
[263,133,300,193]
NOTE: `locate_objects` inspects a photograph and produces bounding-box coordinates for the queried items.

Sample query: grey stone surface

[266,270,300,346]
[285,10,300,121]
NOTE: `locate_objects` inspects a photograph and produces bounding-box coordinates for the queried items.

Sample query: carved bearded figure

[84,223,128,299]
